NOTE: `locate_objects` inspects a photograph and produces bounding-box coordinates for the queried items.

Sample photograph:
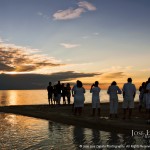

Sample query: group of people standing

[47,77,150,120]
[139,78,150,119]
[47,81,71,105]
[90,78,136,119]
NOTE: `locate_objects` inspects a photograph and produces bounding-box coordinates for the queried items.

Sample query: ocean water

[0,90,148,150]
[0,90,140,106]
[0,114,149,150]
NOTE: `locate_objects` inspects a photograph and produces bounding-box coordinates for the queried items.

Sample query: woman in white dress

[90,81,101,116]
[74,81,85,116]
[107,81,122,118]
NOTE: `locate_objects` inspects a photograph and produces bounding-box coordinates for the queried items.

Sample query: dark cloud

[0,71,101,90]
[104,72,126,79]
[0,43,63,72]
[0,63,14,71]
[50,71,101,80]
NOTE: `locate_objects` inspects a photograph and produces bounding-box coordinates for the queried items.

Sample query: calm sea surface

[0,90,139,106]
[0,90,148,150]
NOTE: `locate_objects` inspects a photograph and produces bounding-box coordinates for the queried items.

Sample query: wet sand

[0,102,149,134]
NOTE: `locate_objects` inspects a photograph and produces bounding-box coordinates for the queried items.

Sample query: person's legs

[139,104,142,112]
[98,108,101,117]
[129,108,132,119]
[72,103,74,112]
[74,107,77,116]
[68,97,70,105]
[110,100,113,118]
[122,99,128,119]
[50,95,53,105]
[148,109,150,119]
[79,107,82,116]
[92,108,96,116]
[128,100,134,119]
[114,100,118,118]
[58,94,61,105]
[48,99,50,105]
[56,97,59,105]
[123,108,127,119]
[48,94,50,105]
[92,101,96,116]
[63,96,66,105]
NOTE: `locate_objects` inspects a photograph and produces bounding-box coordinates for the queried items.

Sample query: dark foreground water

[0,90,149,149]
[0,113,149,150]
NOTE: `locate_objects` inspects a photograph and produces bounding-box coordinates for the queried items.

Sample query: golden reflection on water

[4,114,17,125]
[0,113,49,149]
[0,90,48,106]
[8,90,17,105]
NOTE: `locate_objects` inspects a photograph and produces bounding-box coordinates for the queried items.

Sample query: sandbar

[0,102,149,134]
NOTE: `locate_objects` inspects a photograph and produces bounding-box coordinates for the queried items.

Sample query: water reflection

[48,121,53,132]
[0,113,49,149]
[73,126,85,148]
[0,90,48,106]
[91,129,101,145]
[0,91,8,105]
[0,114,149,149]
[107,132,120,145]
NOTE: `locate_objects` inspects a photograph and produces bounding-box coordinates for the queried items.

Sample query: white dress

[107,85,121,114]
[74,87,85,108]
[90,87,101,108]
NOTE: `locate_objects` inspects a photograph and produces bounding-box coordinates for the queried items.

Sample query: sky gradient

[0,0,150,89]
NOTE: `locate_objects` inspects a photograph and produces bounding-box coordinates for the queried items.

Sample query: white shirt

[107,85,121,100]
[122,82,136,100]
[90,86,101,101]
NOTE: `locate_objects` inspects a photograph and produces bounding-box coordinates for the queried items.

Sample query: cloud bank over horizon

[0,71,101,90]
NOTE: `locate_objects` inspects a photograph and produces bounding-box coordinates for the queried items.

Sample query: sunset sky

[0,0,150,89]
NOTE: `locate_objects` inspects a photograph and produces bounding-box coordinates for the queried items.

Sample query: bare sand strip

[0,102,149,134]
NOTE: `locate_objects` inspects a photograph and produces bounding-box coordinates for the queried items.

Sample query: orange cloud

[0,42,63,73]
[103,72,126,79]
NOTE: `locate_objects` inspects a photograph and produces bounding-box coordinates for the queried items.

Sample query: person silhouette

[61,83,66,105]
[73,81,85,116]
[107,81,121,118]
[47,82,53,105]
[53,84,58,105]
[90,81,101,116]
[146,77,150,122]
[66,83,71,105]
[139,82,146,112]
[56,81,62,105]
[72,80,80,112]
[122,78,136,119]
[73,126,85,149]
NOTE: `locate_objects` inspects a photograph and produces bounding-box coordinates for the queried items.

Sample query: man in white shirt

[122,78,136,119]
